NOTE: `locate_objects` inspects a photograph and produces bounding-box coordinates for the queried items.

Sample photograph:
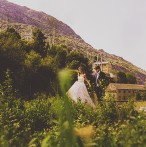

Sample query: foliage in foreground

[0,69,146,147]
[1,95,146,147]
[0,28,92,98]
[0,32,146,147]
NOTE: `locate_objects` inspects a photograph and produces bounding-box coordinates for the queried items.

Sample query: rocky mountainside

[0,0,146,84]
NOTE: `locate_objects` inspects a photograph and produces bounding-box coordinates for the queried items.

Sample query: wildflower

[74,125,95,139]
[13,122,20,128]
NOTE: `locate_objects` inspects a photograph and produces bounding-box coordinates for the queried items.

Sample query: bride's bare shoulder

[80,73,85,76]
[83,73,86,77]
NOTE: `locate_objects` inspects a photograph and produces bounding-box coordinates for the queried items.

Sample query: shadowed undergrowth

[0,69,146,147]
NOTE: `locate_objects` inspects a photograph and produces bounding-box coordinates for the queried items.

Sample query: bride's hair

[78,66,85,76]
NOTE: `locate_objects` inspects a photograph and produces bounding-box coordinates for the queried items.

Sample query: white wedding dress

[66,74,95,107]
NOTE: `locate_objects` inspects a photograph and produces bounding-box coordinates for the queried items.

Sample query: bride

[66,66,95,107]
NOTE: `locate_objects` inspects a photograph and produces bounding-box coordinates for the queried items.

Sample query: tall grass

[1,69,146,147]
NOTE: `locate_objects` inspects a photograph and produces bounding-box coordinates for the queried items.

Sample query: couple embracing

[66,65,110,107]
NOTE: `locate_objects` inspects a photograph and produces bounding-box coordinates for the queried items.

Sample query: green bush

[1,93,146,147]
[1,29,146,147]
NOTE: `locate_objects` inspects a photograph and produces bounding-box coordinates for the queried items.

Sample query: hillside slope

[0,0,146,84]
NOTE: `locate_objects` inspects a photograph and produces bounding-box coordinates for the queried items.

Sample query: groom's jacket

[90,71,110,89]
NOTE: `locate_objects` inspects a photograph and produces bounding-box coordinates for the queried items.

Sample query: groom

[90,65,110,102]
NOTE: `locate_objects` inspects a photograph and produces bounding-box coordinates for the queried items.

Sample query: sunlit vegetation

[0,28,146,147]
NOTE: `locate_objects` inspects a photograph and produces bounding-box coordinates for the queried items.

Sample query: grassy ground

[134,101,146,110]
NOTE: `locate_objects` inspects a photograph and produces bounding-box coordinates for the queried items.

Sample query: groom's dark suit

[90,70,109,101]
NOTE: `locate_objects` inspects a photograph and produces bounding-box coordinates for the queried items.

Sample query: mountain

[0,0,146,84]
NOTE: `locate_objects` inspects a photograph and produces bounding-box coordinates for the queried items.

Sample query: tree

[0,28,25,73]
[0,69,18,107]
[67,60,80,69]
[32,29,47,57]
[6,27,21,39]
[117,72,127,83]
[24,50,41,72]
[47,45,57,57]
[55,45,67,68]
[66,50,89,67]
[126,73,137,84]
